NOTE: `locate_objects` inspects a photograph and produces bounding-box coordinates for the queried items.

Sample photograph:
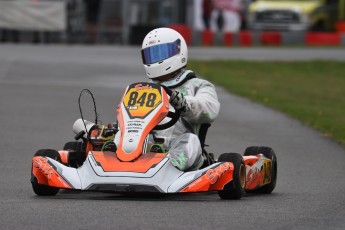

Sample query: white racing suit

[146,70,220,171]
[74,70,220,171]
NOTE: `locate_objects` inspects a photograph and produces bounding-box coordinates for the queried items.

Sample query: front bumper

[249,22,308,31]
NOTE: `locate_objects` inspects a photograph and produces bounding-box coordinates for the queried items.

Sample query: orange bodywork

[116,85,169,162]
[181,162,234,193]
[243,155,272,190]
[85,129,102,154]
[92,151,166,173]
[32,156,72,189]
[58,150,69,164]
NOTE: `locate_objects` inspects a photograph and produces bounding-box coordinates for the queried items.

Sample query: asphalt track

[0,45,345,230]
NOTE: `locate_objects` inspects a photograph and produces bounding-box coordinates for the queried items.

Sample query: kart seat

[198,123,211,150]
[198,123,215,166]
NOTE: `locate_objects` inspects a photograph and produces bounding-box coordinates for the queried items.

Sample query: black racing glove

[169,90,190,113]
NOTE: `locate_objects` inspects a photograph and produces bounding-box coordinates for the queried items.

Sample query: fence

[1,0,345,46]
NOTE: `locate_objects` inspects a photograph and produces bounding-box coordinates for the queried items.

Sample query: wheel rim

[239,164,246,188]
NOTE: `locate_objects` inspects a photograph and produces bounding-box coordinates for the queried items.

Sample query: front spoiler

[31,154,235,194]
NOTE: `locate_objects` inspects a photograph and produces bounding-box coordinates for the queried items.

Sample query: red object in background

[336,21,345,33]
[260,32,282,45]
[202,29,214,46]
[305,33,341,46]
[168,24,192,45]
[239,31,252,46]
[224,33,233,46]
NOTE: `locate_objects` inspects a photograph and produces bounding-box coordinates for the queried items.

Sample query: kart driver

[134,27,220,171]
[73,28,220,172]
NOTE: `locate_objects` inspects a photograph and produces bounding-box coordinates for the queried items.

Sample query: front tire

[217,153,246,200]
[31,149,61,196]
[244,146,277,193]
[63,141,86,167]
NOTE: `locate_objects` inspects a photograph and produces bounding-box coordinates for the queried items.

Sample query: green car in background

[247,0,345,31]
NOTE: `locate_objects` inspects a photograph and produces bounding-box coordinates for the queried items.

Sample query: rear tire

[217,153,246,200]
[244,146,277,194]
[31,149,61,196]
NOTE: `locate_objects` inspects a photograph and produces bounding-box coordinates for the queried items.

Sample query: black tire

[63,141,84,151]
[217,153,246,200]
[31,149,61,196]
[244,146,277,194]
[63,141,85,167]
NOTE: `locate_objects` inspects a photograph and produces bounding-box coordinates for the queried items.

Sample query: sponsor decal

[127,106,138,110]
[127,122,142,127]
[33,157,54,180]
[246,168,259,183]
[246,160,272,185]
[126,121,144,133]
[128,130,139,133]
[148,40,156,45]
[263,161,272,184]
[205,162,231,185]
[134,83,152,91]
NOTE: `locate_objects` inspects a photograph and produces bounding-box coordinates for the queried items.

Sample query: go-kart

[31,82,277,199]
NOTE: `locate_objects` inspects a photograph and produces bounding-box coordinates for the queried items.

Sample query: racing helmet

[141,27,188,80]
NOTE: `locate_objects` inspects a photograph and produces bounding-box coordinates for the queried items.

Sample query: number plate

[123,83,162,118]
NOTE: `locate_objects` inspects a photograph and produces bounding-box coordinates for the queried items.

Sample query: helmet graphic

[141,28,188,79]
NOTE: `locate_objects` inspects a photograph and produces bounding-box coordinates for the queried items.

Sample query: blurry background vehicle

[247,0,345,31]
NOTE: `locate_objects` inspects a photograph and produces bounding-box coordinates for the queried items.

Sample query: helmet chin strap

[154,69,182,83]
[151,69,195,88]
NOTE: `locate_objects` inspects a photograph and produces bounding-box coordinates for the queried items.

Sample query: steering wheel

[153,85,181,131]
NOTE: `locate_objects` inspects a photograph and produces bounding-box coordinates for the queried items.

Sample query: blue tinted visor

[141,39,181,65]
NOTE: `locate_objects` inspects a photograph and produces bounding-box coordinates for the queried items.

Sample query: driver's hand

[170,90,190,113]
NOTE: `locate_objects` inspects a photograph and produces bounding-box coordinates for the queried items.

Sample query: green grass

[189,60,345,146]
